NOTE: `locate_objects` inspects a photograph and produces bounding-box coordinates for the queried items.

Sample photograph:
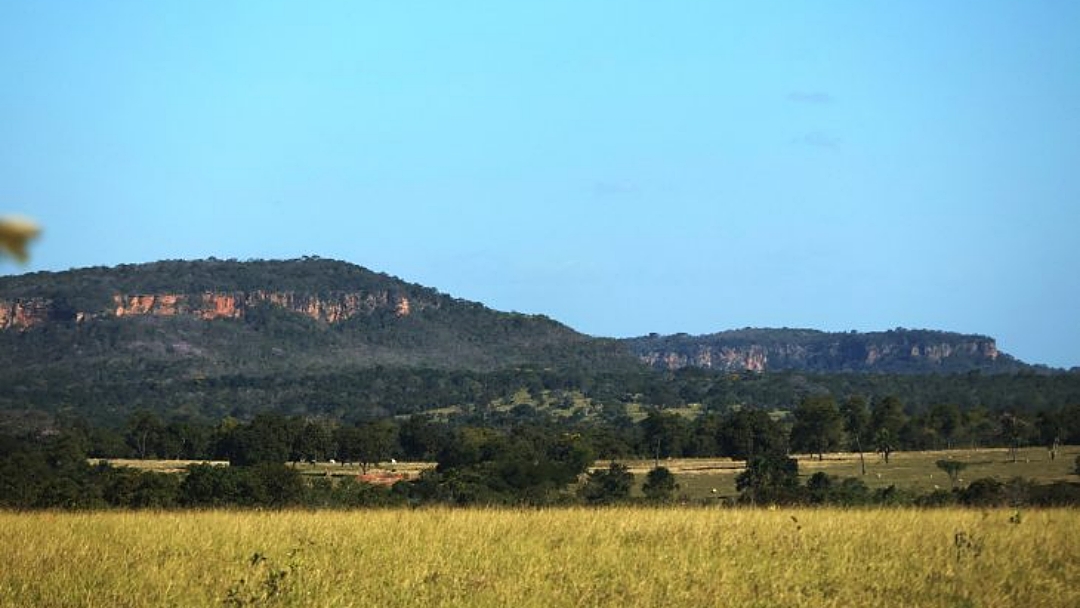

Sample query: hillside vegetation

[1,258,1074,427]
[0,257,639,378]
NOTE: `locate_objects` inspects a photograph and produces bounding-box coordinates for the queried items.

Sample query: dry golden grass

[88,459,230,474]
[612,445,1080,499]
[1,507,1076,607]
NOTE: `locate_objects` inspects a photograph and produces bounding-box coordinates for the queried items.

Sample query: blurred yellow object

[0,216,41,263]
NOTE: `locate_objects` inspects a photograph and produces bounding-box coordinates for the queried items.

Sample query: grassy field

[0,507,1076,607]
[96,444,1079,500]
[616,445,1080,500]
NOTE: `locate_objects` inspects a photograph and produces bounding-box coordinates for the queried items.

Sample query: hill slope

[0,257,638,375]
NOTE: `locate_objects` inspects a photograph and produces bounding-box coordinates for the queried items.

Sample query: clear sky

[2,2,1078,368]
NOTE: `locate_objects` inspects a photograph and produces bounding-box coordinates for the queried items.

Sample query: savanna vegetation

[3,403,1079,509]
[3,258,1079,606]
[1,508,1076,607]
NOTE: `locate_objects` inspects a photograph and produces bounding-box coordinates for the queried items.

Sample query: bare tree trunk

[855,436,866,475]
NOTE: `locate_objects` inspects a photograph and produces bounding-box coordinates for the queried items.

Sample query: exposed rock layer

[0,290,420,330]
[627,329,1006,374]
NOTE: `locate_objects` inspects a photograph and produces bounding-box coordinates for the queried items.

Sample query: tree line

[40,392,1080,467]
[3,396,1079,510]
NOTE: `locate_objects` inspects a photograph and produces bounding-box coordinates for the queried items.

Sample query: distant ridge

[621,327,1029,374]
[0,258,1039,375]
[0,257,1051,425]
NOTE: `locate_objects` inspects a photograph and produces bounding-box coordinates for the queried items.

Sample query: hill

[622,327,1030,374]
[0,258,644,423]
[0,257,637,374]
[0,257,1057,426]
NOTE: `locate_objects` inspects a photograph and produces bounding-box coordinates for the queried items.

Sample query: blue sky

[2,2,1078,368]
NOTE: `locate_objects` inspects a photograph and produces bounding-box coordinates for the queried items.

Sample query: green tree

[735,452,799,505]
[716,409,787,461]
[398,415,451,461]
[98,466,179,508]
[418,426,591,505]
[840,395,870,475]
[999,412,1026,463]
[789,395,844,460]
[870,396,906,463]
[164,420,211,460]
[292,420,335,463]
[124,410,166,459]
[935,459,968,485]
[927,403,962,449]
[642,466,677,503]
[227,414,297,466]
[180,464,241,507]
[578,462,634,504]
[639,410,689,463]
[247,463,306,507]
[348,420,399,473]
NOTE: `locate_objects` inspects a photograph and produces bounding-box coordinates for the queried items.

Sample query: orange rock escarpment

[0,290,421,330]
[0,297,52,330]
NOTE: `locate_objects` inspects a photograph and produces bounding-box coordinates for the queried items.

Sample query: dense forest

[3,361,1079,431]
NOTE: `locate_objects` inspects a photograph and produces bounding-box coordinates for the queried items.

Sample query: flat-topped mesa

[0,290,421,330]
[626,329,1006,373]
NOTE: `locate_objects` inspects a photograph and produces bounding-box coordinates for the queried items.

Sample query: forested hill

[623,328,1030,374]
[0,258,1040,376]
[0,257,1062,427]
[0,257,640,374]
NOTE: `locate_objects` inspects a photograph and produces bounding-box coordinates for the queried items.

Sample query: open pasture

[1,507,1077,607]
[97,445,1079,501]
[615,445,1080,499]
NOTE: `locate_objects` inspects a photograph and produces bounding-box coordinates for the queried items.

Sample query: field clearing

[89,459,230,474]
[1,508,1077,607]
[96,445,1079,501]
[610,445,1080,499]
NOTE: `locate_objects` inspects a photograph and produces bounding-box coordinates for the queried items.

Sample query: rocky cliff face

[639,344,771,372]
[625,329,1014,374]
[0,297,52,330]
[0,290,424,330]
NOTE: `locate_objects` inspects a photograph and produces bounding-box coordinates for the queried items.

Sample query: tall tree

[639,410,689,464]
[789,395,844,461]
[735,452,799,505]
[292,420,335,463]
[227,414,297,466]
[999,412,1026,463]
[716,409,787,461]
[124,411,166,460]
[578,462,634,504]
[840,395,870,475]
[870,396,907,464]
[926,403,962,450]
[348,420,399,473]
[642,466,677,502]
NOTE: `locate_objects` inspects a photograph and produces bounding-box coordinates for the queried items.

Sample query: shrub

[959,478,1006,507]
[578,462,633,504]
[642,466,677,502]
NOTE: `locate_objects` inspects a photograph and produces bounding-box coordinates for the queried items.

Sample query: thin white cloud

[793,131,842,148]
